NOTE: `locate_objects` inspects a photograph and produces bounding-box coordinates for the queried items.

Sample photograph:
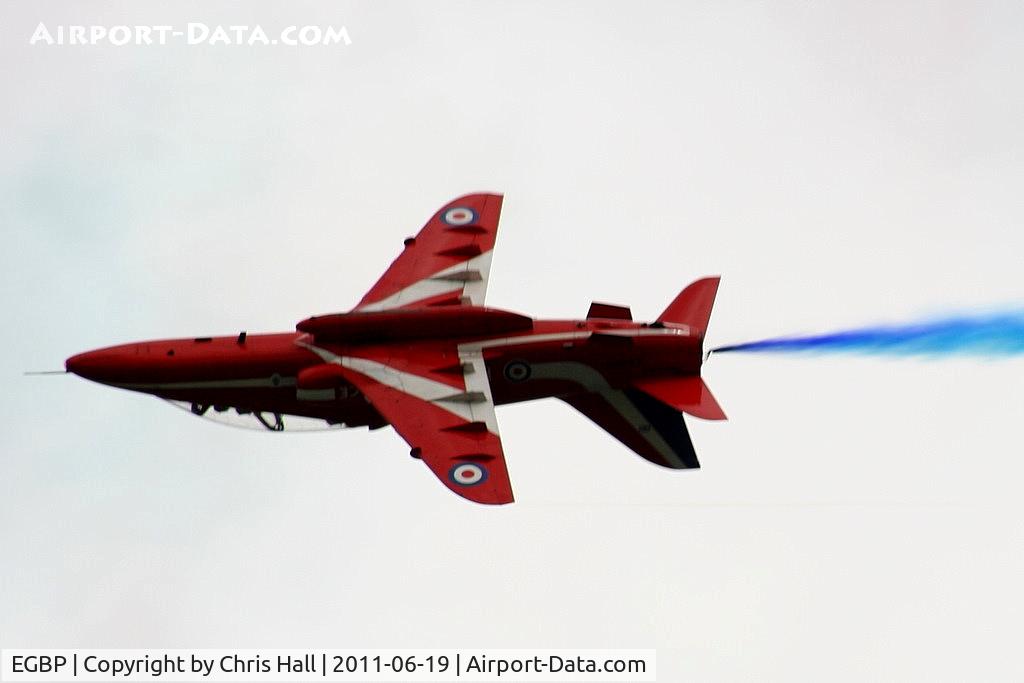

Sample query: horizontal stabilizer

[562,389,700,469]
[632,375,727,421]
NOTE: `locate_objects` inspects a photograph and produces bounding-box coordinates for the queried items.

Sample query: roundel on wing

[503,360,531,383]
[449,462,488,487]
[441,206,478,226]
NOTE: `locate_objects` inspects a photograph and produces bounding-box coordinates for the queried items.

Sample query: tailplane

[632,375,727,421]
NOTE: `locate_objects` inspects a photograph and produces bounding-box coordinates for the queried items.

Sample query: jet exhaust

[713,308,1024,358]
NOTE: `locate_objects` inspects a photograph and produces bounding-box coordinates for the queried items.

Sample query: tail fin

[657,276,721,336]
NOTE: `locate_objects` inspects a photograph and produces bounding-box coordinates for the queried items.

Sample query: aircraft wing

[354,193,504,311]
[332,346,514,505]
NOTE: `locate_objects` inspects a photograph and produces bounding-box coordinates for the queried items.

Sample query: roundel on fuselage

[503,360,531,382]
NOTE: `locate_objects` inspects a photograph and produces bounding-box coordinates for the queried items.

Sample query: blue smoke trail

[713,309,1024,357]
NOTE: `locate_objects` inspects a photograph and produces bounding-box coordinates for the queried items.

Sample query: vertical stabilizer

[656,277,721,336]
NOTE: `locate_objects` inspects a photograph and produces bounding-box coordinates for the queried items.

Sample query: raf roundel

[441,206,478,226]
[504,360,531,382]
[449,462,488,487]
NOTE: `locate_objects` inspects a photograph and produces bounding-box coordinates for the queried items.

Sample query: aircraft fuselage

[66,313,703,432]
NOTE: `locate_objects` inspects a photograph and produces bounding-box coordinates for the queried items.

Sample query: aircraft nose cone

[66,348,129,384]
[66,350,102,381]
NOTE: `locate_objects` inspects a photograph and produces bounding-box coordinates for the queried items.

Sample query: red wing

[333,351,513,505]
[355,193,503,311]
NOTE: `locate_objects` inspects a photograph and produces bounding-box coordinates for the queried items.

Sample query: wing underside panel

[326,347,514,505]
[355,193,503,311]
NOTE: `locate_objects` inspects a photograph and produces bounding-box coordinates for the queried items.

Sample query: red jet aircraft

[66,194,726,504]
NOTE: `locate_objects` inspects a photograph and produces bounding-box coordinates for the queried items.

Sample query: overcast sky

[3,1,1024,680]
